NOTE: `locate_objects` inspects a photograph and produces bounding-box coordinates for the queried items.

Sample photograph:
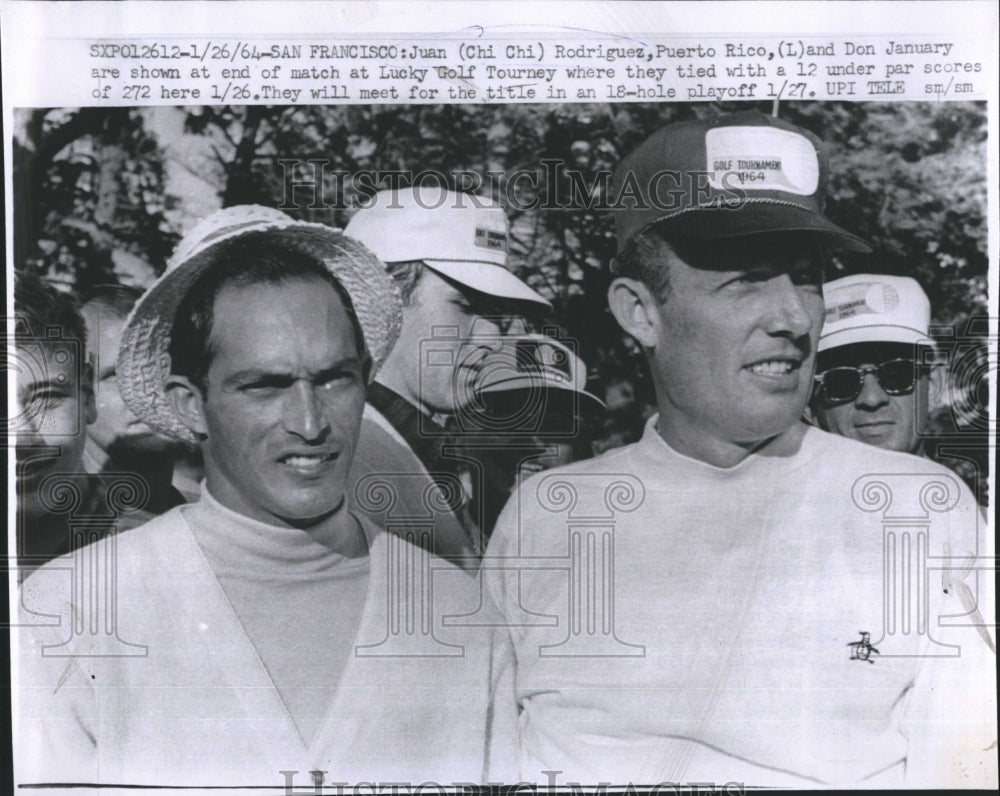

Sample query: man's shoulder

[804,425,967,478]
[357,403,418,458]
[487,444,640,549]
[799,427,981,525]
[22,507,189,586]
[514,443,641,504]
[532,440,638,479]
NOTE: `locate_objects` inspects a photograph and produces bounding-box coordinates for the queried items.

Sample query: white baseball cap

[345,186,551,308]
[818,274,933,353]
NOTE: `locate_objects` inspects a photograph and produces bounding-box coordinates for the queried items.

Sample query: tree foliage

[13,108,178,290]
[12,101,990,499]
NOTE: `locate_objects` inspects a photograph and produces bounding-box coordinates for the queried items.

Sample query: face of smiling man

[183,275,367,527]
[613,234,825,465]
[15,341,95,515]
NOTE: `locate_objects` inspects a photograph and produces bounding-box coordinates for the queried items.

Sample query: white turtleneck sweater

[485,417,995,788]
[17,490,516,787]
[185,490,370,746]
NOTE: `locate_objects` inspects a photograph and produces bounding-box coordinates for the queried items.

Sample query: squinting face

[650,241,825,453]
[84,308,181,461]
[405,269,503,414]
[195,277,367,526]
[812,347,928,454]
[14,341,94,506]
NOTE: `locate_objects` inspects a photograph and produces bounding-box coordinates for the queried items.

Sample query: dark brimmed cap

[611,111,872,261]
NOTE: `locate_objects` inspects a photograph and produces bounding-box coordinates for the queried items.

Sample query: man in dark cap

[484,111,994,788]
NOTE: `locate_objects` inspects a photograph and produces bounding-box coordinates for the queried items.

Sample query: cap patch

[475,227,508,253]
[705,127,819,195]
[826,282,901,323]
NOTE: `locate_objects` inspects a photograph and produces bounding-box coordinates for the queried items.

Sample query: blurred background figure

[460,334,605,539]
[13,271,98,568]
[81,285,190,514]
[344,188,551,566]
[812,274,940,456]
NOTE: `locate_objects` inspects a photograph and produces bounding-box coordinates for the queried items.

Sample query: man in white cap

[344,186,551,567]
[484,111,995,787]
[811,274,940,455]
[16,206,514,787]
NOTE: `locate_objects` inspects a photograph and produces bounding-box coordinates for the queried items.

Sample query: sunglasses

[815,358,923,404]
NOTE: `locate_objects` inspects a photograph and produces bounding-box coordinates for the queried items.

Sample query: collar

[187,488,371,577]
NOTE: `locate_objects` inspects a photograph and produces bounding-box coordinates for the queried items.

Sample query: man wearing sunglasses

[812,274,940,454]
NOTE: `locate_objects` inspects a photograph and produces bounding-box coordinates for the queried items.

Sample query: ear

[82,362,98,426]
[927,361,947,409]
[165,375,209,438]
[607,277,661,348]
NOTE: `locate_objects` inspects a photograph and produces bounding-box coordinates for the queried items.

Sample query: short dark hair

[81,284,144,321]
[14,269,87,347]
[613,227,675,304]
[168,236,367,393]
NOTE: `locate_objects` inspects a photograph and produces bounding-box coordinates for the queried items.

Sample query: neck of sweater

[187,489,370,579]
[636,415,817,479]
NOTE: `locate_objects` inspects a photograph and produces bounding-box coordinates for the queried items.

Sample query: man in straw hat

[811,273,941,456]
[344,186,551,568]
[16,206,515,787]
[484,111,994,787]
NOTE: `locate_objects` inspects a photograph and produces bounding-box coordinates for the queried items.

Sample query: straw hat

[117,205,402,443]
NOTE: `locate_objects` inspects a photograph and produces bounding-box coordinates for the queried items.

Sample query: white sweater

[16,498,517,788]
[485,418,996,788]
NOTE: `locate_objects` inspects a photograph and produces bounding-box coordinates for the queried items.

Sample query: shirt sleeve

[900,486,997,789]
[482,494,522,782]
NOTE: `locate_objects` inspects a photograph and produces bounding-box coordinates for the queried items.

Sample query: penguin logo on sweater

[848,631,879,663]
